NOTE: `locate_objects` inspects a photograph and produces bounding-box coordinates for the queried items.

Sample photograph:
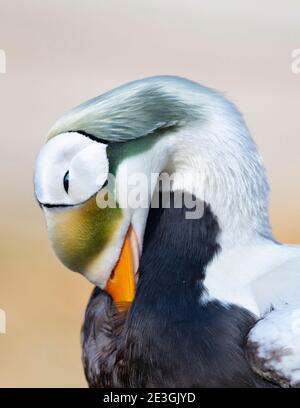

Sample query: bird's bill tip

[105,225,139,310]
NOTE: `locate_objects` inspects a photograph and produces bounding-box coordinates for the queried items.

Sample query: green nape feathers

[47,76,202,143]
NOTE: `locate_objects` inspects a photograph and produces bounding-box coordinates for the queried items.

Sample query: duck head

[34,76,271,305]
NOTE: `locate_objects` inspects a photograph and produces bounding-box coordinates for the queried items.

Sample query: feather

[47,76,202,143]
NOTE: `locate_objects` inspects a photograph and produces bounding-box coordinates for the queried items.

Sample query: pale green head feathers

[47,76,202,144]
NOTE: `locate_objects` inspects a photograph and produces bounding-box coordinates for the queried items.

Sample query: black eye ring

[63,171,70,194]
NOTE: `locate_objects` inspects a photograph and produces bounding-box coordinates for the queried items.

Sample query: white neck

[123,90,272,250]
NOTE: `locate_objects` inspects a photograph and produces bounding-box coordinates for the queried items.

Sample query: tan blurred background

[0,0,299,387]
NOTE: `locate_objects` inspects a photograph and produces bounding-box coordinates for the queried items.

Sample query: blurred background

[0,0,299,387]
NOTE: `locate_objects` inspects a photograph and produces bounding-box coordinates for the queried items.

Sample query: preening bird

[34,76,300,387]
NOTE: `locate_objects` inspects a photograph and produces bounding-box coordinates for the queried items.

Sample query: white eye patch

[34,132,109,206]
[68,143,108,202]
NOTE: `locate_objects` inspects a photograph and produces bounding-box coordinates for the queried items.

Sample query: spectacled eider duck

[34,76,300,387]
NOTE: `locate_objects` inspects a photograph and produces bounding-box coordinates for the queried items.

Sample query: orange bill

[106,225,139,308]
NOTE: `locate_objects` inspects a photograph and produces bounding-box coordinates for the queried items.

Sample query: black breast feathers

[81,192,277,388]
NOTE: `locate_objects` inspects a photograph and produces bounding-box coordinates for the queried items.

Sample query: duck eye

[63,171,70,193]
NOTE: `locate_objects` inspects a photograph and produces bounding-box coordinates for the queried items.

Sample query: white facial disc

[34,132,108,206]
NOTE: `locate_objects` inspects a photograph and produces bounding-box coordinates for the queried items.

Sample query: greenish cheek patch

[49,196,123,272]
